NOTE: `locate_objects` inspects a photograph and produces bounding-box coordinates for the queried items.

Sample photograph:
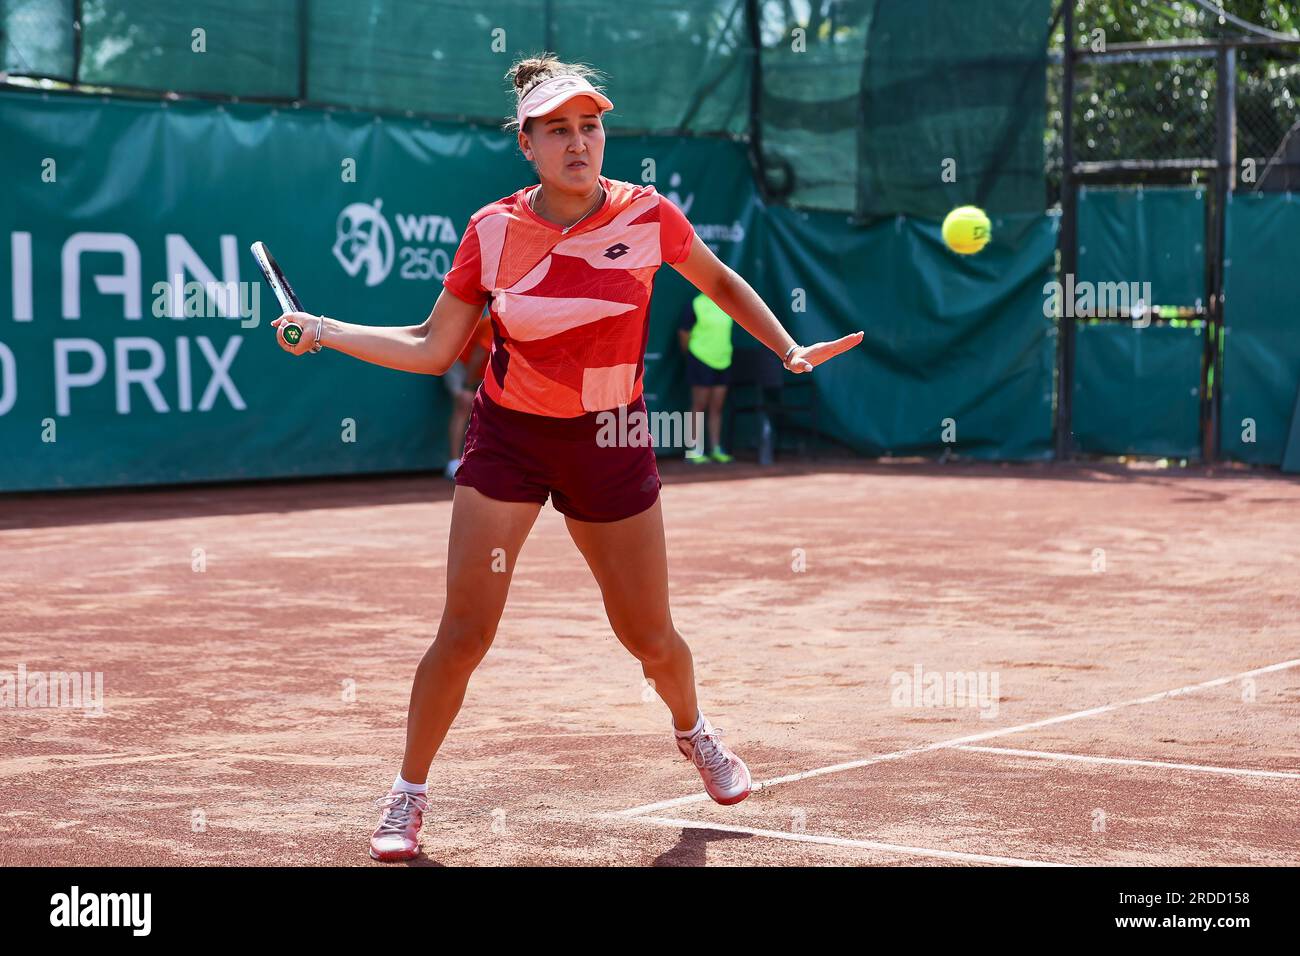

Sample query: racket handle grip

[282,322,304,346]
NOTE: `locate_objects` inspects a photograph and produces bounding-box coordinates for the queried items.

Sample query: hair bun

[510,55,560,92]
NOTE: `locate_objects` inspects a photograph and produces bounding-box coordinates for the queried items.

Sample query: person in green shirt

[678,292,734,463]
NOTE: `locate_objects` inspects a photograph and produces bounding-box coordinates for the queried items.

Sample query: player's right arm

[274,210,496,372]
[272,289,483,375]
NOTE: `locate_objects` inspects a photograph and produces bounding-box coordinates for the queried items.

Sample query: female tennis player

[272,55,863,862]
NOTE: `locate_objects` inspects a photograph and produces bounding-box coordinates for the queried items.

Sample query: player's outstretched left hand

[785,331,864,373]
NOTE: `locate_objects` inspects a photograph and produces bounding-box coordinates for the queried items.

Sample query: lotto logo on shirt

[332,198,461,287]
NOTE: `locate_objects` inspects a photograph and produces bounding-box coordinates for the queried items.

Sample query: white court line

[618,656,1300,816]
[626,816,1067,867]
[957,745,1300,780]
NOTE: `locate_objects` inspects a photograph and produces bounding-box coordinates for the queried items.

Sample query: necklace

[531,183,605,234]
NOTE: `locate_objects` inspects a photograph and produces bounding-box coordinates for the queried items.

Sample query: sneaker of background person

[709,447,734,464]
[685,449,709,465]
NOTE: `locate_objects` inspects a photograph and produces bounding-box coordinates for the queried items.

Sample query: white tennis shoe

[369,789,428,861]
[676,715,753,805]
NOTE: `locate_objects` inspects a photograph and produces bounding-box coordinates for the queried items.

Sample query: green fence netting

[1,0,75,79]
[755,0,1052,217]
[309,1,752,131]
[754,0,872,212]
[77,0,301,98]
[2,0,1048,221]
[1220,191,1300,466]
[543,1,750,135]
[0,90,1054,491]
[1077,186,1206,308]
[1072,323,1203,460]
[308,0,542,119]
[855,0,1052,222]
[6,0,752,132]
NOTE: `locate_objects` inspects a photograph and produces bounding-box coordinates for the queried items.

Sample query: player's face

[520,95,605,196]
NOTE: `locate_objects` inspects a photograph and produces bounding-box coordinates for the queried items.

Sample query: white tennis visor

[516,74,613,130]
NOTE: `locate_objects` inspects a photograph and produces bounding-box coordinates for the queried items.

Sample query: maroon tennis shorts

[454,388,662,523]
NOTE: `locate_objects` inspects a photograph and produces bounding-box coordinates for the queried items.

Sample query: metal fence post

[1054,1,1077,460]
[1206,44,1237,461]
[296,0,309,103]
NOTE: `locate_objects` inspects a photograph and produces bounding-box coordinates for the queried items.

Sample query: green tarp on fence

[1072,323,1203,460]
[755,207,1056,459]
[1070,186,1207,460]
[1220,191,1300,465]
[1077,186,1206,307]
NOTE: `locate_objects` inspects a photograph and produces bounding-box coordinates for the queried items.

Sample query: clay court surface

[1,460,1298,866]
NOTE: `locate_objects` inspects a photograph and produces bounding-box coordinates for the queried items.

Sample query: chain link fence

[1046,1,1300,199]
[1237,44,1300,188]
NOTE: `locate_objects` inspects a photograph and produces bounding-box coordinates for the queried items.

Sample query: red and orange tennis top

[441,176,695,418]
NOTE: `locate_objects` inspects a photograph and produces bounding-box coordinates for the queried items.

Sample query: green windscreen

[1072,323,1203,461]
[1220,191,1300,465]
[1077,187,1207,307]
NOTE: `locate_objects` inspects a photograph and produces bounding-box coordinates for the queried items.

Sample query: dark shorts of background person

[685,352,731,388]
[454,389,662,523]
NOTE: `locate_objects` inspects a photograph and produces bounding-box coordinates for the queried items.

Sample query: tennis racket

[250,241,308,347]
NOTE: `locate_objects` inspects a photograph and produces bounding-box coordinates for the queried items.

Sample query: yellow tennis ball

[942,206,992,255]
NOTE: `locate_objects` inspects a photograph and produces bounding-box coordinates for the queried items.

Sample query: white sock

[674,711,704,738]
[393,773,428,795]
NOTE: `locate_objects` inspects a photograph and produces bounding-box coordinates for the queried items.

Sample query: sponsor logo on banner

[332,199,395,286]
[332,198,460,287]
[663,172,744,248]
